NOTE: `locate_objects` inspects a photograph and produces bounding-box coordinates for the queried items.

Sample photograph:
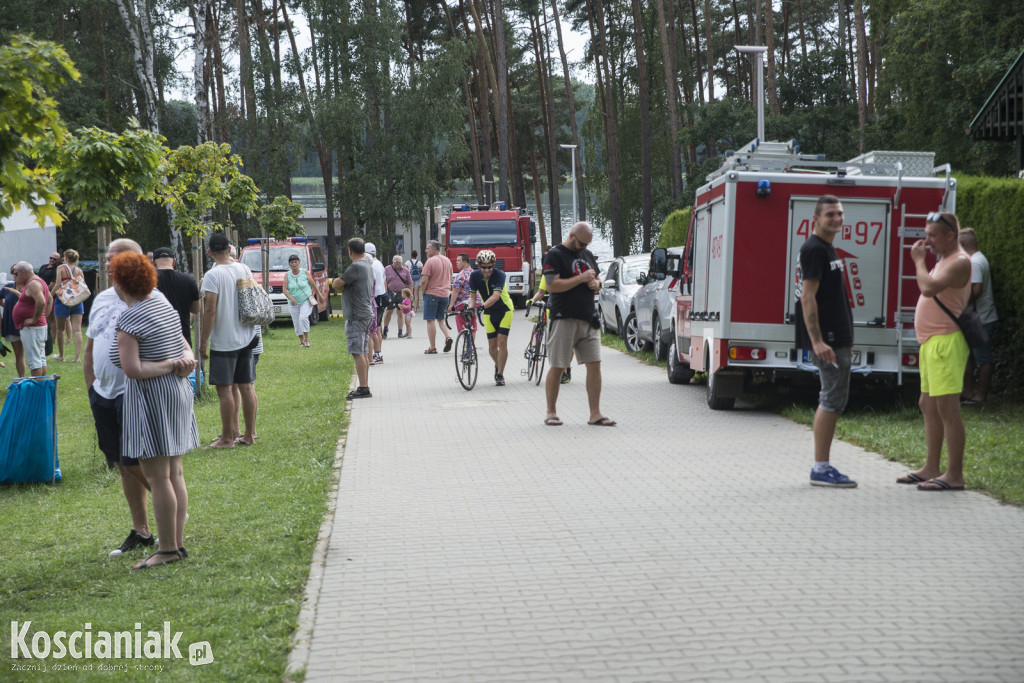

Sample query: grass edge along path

[0,320,353,682]
[601,332,1024,507]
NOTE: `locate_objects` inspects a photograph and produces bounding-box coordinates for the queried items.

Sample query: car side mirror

[636,273,647,286]
[654,272,666,281]
[313,262,325,271]
[602,279,617,290]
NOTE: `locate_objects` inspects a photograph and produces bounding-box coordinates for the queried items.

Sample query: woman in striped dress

[109,252,200,569]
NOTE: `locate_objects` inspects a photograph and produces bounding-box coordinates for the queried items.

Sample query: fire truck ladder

[895,205,930,385]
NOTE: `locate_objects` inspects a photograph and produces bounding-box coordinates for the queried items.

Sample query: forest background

[2,0,1023,274]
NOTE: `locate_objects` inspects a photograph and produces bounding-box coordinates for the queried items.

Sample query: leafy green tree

[52,120,167,287]
[0,35,79,228]
[258,195,305,240]
[162,142,260,241]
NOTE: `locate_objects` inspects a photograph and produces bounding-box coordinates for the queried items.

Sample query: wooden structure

[969,48,1024,175]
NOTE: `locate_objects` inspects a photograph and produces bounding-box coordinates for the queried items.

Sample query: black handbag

[933,296,988,350]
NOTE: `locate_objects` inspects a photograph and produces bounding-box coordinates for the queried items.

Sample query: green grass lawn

[602,331,1024,506]
[0,320,353,681]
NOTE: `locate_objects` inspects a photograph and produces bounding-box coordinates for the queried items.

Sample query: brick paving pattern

[289,316,1024,682]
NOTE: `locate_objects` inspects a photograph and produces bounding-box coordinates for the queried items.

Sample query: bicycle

[447,306,483,390]
[522,299,549,386]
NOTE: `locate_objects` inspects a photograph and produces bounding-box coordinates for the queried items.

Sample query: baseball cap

[365,242,377,255]
[153,247,175,260]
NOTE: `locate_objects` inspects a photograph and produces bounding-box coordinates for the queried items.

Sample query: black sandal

[132,549,182,570]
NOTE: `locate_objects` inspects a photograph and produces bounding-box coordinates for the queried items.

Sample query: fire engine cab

[239,237,331,324]
[442,203,537,307]
[671,139,956,410]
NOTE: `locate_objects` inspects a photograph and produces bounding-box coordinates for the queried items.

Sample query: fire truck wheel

[667,337,693,385]
[706,367,737,410]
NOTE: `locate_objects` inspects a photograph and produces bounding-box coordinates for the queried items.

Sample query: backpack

[409,260,422,279]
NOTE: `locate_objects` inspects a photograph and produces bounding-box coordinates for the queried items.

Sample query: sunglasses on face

[479,265,493,270]
[926,212,955,231]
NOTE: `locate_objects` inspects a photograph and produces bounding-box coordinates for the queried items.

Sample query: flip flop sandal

[544,417,563,426]
[917,479,965,491]
[132,549,182,570]
[424,348,438,354]
[588,417,617,427]
[443,338,453,352]
[896,472,926,484]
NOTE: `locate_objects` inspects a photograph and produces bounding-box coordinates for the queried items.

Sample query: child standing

[400,288,414,339]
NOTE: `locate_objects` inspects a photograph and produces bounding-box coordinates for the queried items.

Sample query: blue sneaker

[810,466,857,488]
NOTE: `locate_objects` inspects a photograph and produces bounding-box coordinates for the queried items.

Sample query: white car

[599,253,649,341]
[629,247,685,359]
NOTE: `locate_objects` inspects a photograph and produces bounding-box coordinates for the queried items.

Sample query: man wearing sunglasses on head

[542,221,615,427]
[899,211,972,492]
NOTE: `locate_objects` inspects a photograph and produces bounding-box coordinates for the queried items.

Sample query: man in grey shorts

[332,238,375,399]
[542,222,615,427]
[795,195,857,488]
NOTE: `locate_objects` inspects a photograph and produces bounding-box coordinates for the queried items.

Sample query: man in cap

[153,247,200,349]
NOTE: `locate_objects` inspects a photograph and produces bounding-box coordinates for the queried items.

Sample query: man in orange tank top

[899,212,972,491]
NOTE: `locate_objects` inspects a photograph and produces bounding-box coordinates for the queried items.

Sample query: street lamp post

[734,46,767,143]
[559,143,578,224]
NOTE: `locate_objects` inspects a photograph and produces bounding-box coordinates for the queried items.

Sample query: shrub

[657,208,691,248]
[956,175,1024,397]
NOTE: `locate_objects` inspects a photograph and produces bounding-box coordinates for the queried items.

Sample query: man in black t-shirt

[542,222,615,427]
[795,195,856,488]
[153,247,200,349]
[38,252,61,341]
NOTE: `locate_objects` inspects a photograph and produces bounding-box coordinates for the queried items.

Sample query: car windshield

[241,247,307,272]
[623,261,646,283]
[448,219,518,247]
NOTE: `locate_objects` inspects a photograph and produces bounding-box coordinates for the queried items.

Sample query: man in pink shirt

[900,211,972,491]
[419,240,453,353]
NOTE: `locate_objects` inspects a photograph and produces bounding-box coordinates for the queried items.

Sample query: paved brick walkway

[289,316,1024,682]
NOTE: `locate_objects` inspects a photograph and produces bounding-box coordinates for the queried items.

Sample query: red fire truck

[442,203,537,307]
[669,140,956,409]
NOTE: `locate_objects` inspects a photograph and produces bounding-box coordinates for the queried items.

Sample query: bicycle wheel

[455,330,478,390]
[533,323,546,386]
[524,323,539,381]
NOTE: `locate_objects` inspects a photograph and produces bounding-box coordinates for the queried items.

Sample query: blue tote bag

[0,376,61,484]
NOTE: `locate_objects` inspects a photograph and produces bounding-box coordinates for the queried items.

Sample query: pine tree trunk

[490,0,512,206]
[655,0,683,202]
[765,0,780,115]
[631,0,653,251]
[853,0,869,151]
[550,0,587,219]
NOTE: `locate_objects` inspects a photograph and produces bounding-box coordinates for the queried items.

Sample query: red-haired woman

[108,252,199,569]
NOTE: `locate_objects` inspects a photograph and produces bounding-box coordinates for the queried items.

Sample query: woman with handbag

[51,249,89,363]
[282,253,322,347]
[382,255,413,338]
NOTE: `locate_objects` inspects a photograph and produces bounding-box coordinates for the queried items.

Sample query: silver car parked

[628,247,684,359]
[599,253,649,343]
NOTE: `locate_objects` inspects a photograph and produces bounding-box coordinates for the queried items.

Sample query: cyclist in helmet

[468,249,514,386]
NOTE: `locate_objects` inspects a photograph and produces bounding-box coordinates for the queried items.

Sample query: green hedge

[955,175,1024,397]
[657,208,691,248]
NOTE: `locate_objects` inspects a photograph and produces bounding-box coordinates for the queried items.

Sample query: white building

[0,207,58,275]
[295,206,444,264]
